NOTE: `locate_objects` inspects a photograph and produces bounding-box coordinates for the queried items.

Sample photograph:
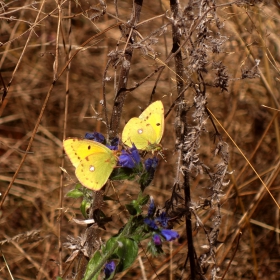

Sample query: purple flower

[85,132,105,143]
[118,153,134,168]
[118,145,141,168]
[148,197,156,217]
[106,137,119,150]
[144,218,158,230]
[142,157,158,187]
[145,157,158,172]
[155,212,169,228]
[160,229,179,241]
[110,137,119,147]
[153,234,161,246]
[104,260,115,279]
[107,145,118,150]
[129,144,141,163]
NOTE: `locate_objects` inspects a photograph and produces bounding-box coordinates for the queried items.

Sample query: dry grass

[0,0,280,279]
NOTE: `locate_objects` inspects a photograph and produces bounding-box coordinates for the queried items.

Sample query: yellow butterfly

[122,100,164,151]
[63,138,118,190]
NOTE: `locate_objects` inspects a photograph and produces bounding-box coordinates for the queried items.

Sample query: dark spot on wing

[74,151,81,161]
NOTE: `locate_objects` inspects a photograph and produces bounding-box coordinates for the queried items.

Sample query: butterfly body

[122,101,164,151]
[63,138,118,190]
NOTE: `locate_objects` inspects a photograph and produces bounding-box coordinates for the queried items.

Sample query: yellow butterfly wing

[122,118,158,150]
[122,101,164,151]
[139,101,164,145]
[63,138,117,190]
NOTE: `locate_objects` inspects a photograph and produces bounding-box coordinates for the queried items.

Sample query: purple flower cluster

[118,144,141,169]
[145,197,179,246]
[144,157,158,172]
[85,132,105,143]
[152,234,161,246]
[104,260,116,279]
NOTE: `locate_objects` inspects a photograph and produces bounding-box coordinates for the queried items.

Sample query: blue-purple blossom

[144,218,158,230]
[155,212,169,228]
[148,197,156,217]
[85,132,105,143]
[104,260,116,279]
[144,157,158,172]
[161,229,179,241]
[118,145,141,168]
[153,234,161,246]
[106,137,119,150]
[110,137,119,147]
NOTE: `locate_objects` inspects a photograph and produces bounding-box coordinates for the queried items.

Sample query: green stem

[83,217,133,280]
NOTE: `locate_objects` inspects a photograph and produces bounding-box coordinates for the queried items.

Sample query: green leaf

[147,240,164,256]
[128,218,148,243]
[103,237,118,253]
[66,188,84,198]
[138,194,149,206]
[82,251,102,280]
[101,237,138,273]
[80,199,90,218]
[105,270,116,280]
[110,167,136,181]
[125,193,150,215]
[138,169,155,190]
[125,203,139,215]
[115,238,138,272]
[132,200,142,214]
[126,199,143,215]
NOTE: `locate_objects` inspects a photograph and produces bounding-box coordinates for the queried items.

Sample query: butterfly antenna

[140,150,147,158]
[83,105,107,125]
[158,150,167,162]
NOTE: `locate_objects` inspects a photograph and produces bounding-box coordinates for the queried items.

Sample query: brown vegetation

[0,0,279,279]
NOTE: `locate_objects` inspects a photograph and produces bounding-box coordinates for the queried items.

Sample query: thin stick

[221,232,242,280]
[207,107,280,209]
